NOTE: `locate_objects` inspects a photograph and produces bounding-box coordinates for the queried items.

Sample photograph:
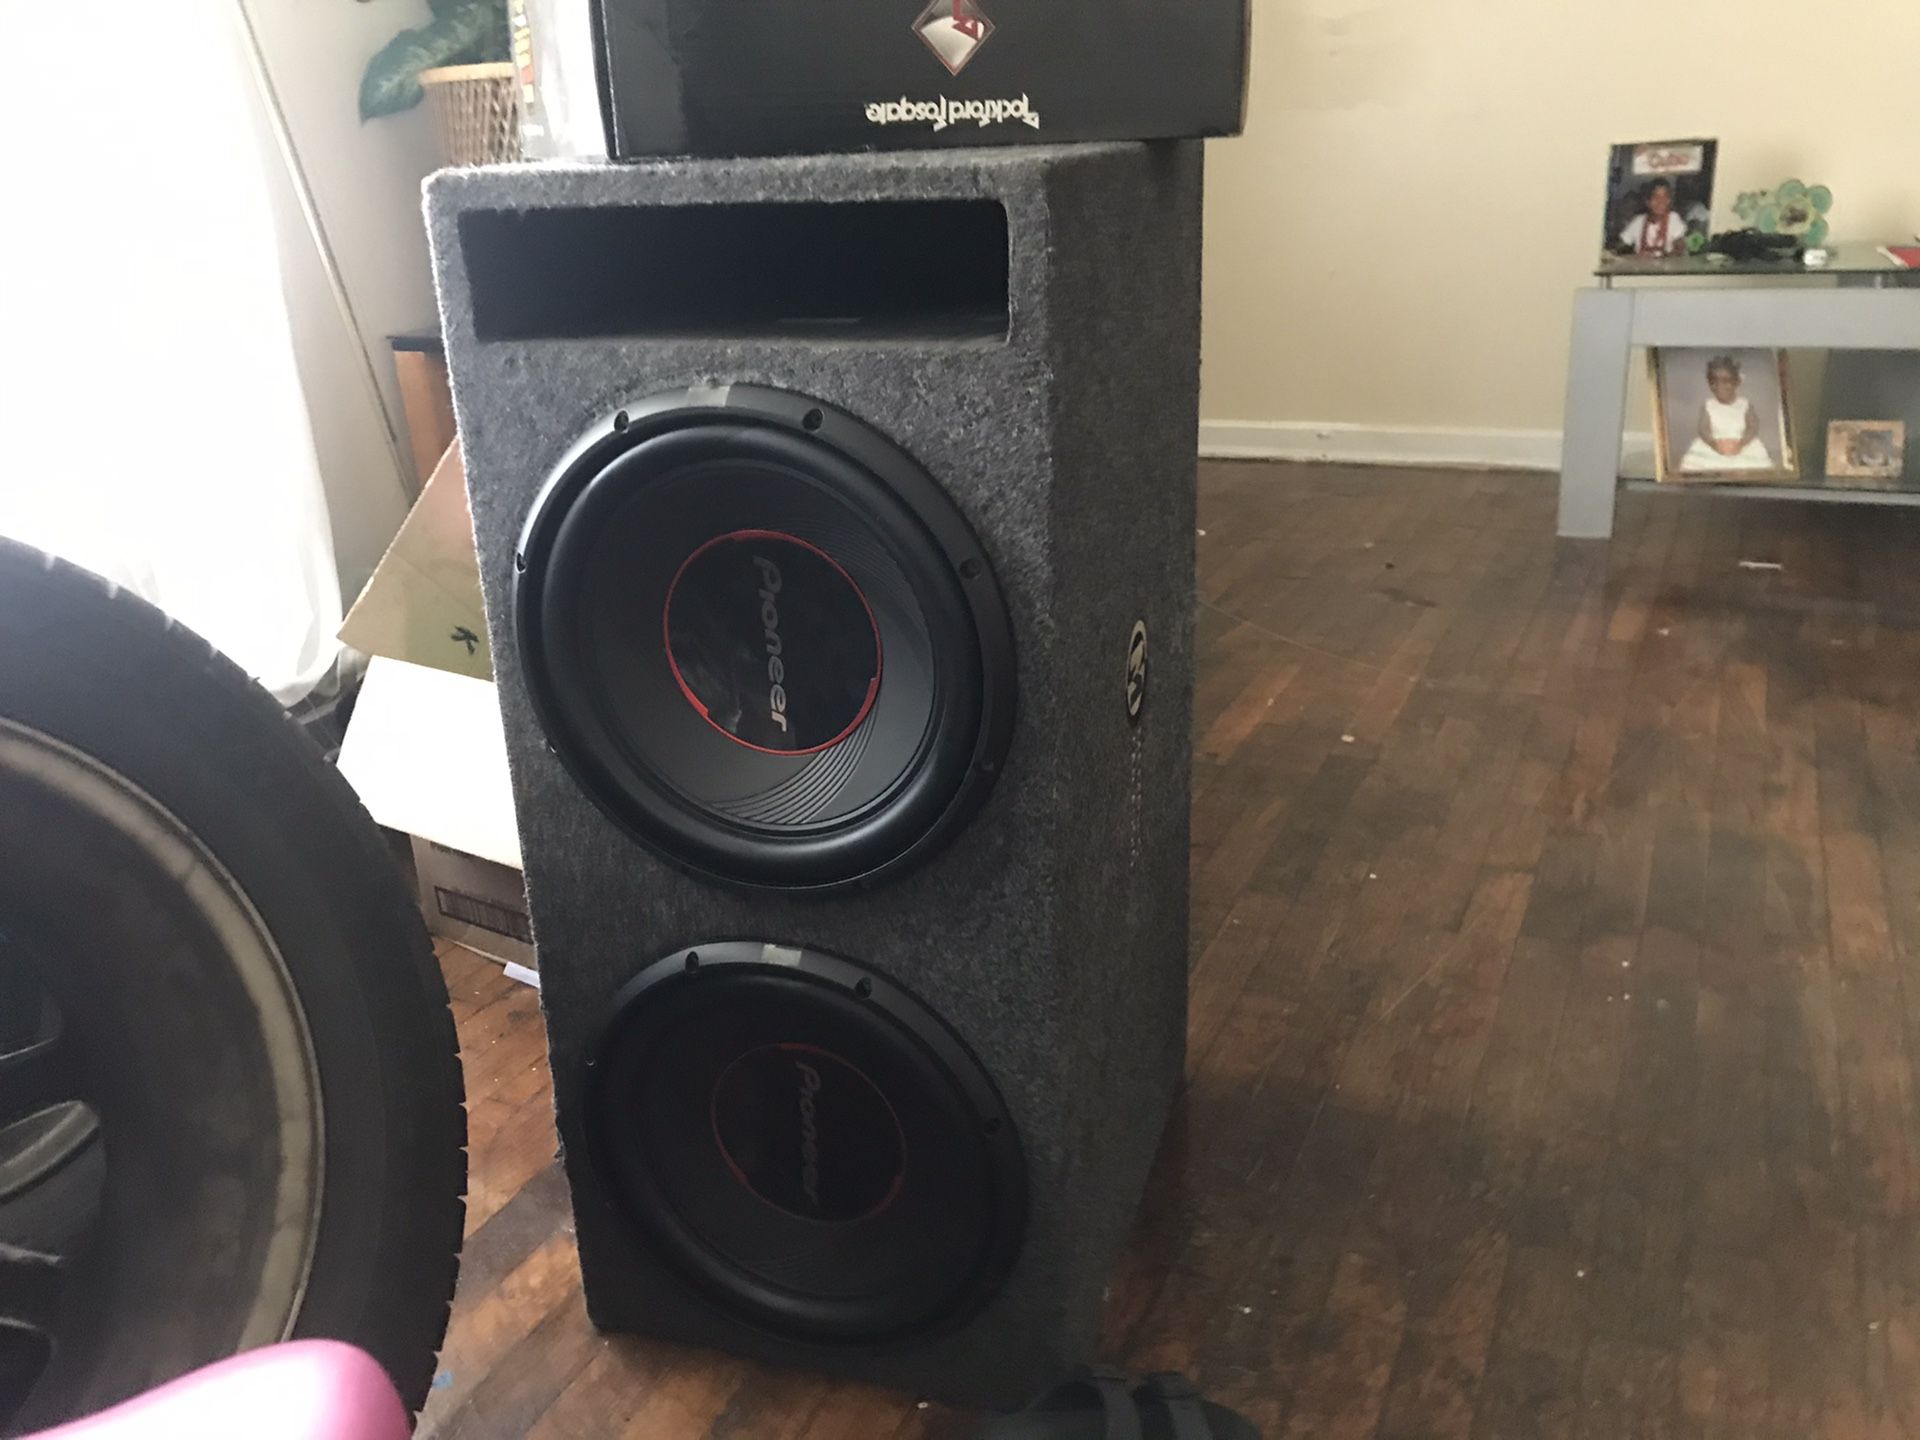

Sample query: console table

[1557,245,1920,538]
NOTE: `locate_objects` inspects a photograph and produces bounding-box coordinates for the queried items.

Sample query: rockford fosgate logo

[864,94,1040,133]
[754,557,789,735]
[912,0,995,75]
[795,1060,824,1209]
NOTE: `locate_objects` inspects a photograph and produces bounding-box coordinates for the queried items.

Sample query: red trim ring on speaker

[661,529,884,758]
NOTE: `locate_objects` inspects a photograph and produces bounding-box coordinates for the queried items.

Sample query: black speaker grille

[587,943,1027,1341]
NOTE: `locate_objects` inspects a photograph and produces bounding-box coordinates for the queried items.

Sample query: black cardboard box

[588,0,1250,158]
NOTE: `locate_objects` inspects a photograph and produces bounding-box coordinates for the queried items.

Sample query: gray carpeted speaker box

[425,141,1201,1407]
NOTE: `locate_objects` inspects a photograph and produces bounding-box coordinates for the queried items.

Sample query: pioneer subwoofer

[515,385,1016,890]
[426,142,1201,1407]
[588,942,1025,1341]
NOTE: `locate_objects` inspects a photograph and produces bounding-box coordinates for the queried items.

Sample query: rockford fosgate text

[863,95,1041,132]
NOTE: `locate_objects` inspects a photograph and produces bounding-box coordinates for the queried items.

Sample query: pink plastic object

[24,1341,412,1440]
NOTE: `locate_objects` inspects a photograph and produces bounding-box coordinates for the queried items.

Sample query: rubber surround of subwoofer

[586,942,1027,1342]
[514,386,1017,891]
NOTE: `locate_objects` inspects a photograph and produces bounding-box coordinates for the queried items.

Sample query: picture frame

[1603,139,1718,262]
[1650,348,1798,484]
[1825,420,1906,488]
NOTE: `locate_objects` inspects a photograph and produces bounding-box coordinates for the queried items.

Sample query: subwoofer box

[425,142,1201,1407]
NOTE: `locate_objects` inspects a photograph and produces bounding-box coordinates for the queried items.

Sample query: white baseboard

[1198,419,1563,471]
[1196,421,1664,479]
[1200,419,1666,475]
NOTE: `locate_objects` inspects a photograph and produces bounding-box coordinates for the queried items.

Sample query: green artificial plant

[358,0,511,120]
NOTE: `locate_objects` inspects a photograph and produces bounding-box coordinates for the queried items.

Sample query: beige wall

[1200,0,1920,459]
[240,0,446,592]
[242,0,1920,519]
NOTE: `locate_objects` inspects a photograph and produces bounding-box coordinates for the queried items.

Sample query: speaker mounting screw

[513,553,527,573]
[854,978,874,999]
[802,408,825,432]
[613,411,630,432]
[959,558,984,581]
[685,952,701,972]
[982,1117,1003,1136]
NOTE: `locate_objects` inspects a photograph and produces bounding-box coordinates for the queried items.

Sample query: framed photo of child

[1825,421,1906,488]
[1651,348,1799,483]
[1603,140,1717,261]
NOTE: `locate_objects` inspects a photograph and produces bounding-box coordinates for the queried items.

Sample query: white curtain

[0,3,343,706]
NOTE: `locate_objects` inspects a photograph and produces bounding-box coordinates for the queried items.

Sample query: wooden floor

[419,461,1920,1439]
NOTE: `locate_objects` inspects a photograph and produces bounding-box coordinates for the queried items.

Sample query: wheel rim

[0,718,323,1430]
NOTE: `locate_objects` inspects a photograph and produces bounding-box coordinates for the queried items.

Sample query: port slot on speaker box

[459,200,1010,344]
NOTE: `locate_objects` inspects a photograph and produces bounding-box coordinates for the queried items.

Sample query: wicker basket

[419,62,522,167]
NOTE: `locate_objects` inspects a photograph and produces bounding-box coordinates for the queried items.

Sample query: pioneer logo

[863,94,1040,133]
[754,556,789,734]
[795,1060,824,1209]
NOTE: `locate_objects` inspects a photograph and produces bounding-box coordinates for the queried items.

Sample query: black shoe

[972,1366,1261,1439]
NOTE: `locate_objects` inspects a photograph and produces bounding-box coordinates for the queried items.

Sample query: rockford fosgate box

[576,0,1249,157]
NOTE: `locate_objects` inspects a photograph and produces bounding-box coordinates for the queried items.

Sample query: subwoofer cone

[663,529,882,756]
[514,387,1017,892]
[586,942,1027,1342]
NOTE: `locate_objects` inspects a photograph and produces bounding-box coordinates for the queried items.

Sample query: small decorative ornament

[1732,179,1834,246]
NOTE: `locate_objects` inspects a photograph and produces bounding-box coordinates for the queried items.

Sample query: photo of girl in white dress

[1682,356,1776,471]
[1652,347,1799,483]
